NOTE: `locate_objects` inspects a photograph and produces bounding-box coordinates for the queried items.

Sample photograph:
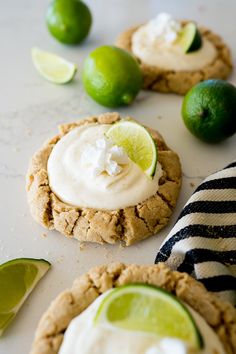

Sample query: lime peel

[182,79,236,142]
[46,0,92,45]
[0,258,51,336]
[82,45,142,108]
[31,47,77,84]
[177,22,202,53]
[106,120,158,178]
[94,284,204,349]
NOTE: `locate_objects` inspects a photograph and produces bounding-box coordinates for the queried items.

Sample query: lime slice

[106,120,158,178]
[31,47,77,84]
[94,284,203,350]
[177,22,202,53]
[0,258,51,336]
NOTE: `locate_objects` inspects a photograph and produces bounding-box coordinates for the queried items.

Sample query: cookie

[26,112,181,246]
[30,262,236,354]
[116,24,232,95]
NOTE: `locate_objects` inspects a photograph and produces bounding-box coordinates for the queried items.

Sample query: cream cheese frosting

[131,13,217,71]
[58,291,226,354]
[47,123,163,210]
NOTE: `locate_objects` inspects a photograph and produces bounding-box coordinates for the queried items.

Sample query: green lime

[46,0,92,45]
[94,284,203,349]
[177,22,202,53]
[82,45,143,107]
[0,258,51,336]
[106,120,157,178]
[31,47,77,84]
[182,79,236,143]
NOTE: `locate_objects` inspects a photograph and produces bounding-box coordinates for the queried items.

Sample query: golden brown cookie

[26,112,181,246]
[116,24,232,95]
[30,262,236,354]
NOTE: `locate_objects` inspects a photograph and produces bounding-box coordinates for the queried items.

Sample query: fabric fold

[155,161,236,305]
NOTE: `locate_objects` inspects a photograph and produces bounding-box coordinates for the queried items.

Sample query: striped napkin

[155,161,236,305]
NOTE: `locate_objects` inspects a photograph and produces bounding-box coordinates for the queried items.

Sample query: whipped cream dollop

[58,291,226,354]
[47,124,163,210]
[132,13,217,71]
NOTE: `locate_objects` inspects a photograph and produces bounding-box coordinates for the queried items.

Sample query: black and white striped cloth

[155,161,236,305]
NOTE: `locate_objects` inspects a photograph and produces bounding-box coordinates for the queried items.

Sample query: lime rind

[106,120,158,178]
[0,258,51,270]
[94,284,204,349]
[145,135,158,177]
[177,22,202,53]
[0,313,14,337]
[0,258,51,336]
[31,47,77,84]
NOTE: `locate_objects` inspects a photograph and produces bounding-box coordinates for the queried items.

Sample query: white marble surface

[0,0,236,353]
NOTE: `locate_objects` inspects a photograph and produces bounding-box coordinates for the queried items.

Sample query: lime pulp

[106,120,158,178]
[0,258,51,336]
[94,284,203,349]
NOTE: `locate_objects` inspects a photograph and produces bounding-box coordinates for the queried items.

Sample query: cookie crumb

[190,182,195,188]
[41,233,47,238]
[26,128,32,136]
[79,242,86,251]
[56,255,64,264]
[105,250,113,261]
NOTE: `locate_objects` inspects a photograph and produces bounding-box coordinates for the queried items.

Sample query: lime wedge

[95,284,204,350]
[31,47,77,84]
[177,22,202,53]
[0,258,51,336]
[106,120,158,178]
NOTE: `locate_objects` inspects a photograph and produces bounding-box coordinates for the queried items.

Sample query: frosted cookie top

[58,289,226,354]
[132,13,217,71]
[47,123,163,210]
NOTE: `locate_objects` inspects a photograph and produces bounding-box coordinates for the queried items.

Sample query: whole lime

[46,0,92,45]
[182,79,236,143]
[82,45,143,107]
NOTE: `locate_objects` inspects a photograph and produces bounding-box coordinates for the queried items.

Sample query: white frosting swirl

[132,13,217,71]
[47,124,163,210]
[58,291,226,354]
